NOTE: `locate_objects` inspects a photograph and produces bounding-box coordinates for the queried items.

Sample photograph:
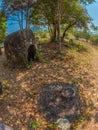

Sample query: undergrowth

[65,40,87,52]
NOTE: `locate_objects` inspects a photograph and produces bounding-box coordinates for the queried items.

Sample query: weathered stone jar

[4,29,35,65]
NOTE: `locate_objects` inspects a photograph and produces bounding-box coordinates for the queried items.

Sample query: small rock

[0,123,13,130]
[57,118,71,130]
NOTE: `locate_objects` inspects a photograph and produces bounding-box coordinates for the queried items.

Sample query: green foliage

[91,36,98,45]
[36,47,46,62]
[35,30,50,43]
[74,32,80,40]
[0,11,7,43]
[2,0,37,30]
[80,0,95,5]
[66,39,87,52]
[90,24,98,34]
[31,0,92,42]
[93,38,98,45]
[29,119,41,129]
[39,31,47,38]
[36,51,44,59]
[3,82,10,89]
[36,52,46,63]
[74,30,90,41]
[47,122,58,129]
[24,61,31,69]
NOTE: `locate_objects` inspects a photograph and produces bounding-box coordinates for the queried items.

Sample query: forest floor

[76,42,98,130]
[0,41,98,130]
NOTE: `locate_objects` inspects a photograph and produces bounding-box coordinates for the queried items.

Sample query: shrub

[92,37,98,45]
[29,119,41,129]
[65,40,87,52]
[47,122,58,129]
[36,49,46,63]
[24,60,31,69]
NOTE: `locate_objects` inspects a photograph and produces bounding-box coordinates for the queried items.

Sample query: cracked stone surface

[38,82,81,122]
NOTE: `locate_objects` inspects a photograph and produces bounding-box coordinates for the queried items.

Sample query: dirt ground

[76,43,98,130]
[0,42,97,130]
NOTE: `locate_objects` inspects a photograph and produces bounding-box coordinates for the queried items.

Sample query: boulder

[57,118,71,130]
[4,29,36,65]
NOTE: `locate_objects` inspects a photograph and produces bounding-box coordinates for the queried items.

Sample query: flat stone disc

[38,82,80,122]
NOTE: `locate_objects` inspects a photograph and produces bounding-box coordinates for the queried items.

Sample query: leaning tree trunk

[61,22,76,42]
[61,29,67,42]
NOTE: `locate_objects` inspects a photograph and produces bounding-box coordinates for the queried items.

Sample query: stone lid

[0,123,13,130]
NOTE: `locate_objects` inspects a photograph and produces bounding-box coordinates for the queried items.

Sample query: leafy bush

[47,122,58,129]
[35,30,50,42]
[41,32,47,38]
[24,60,31,69]
[74,30,90,41]
[29,119,41,129]
[2,81,10,89]
[37,31,48,38]
[36,49,46,63]
[36,51,44,59]
[36,46,44,58]
[74,33,80,40]
[65,39,87,52]
[91,37,98,45]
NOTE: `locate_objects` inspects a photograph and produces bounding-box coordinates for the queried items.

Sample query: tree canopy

[1,0,95,51]
[31,0,93,42]
[2,0,37,30]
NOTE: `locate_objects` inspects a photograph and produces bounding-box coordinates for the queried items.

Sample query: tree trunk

[25,1,28,29]
[25,2,30,30]
[57,0,61,53]
[61,22,76,42]
[18,13,23,30]
[57,23,61,53]
[21,10,24,30]
[61,28,67,42]
[51,24,57,42]
[48,25,53,40]
[0,48,2,55]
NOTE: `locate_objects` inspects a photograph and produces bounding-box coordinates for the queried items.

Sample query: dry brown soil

[0,42,98,130]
